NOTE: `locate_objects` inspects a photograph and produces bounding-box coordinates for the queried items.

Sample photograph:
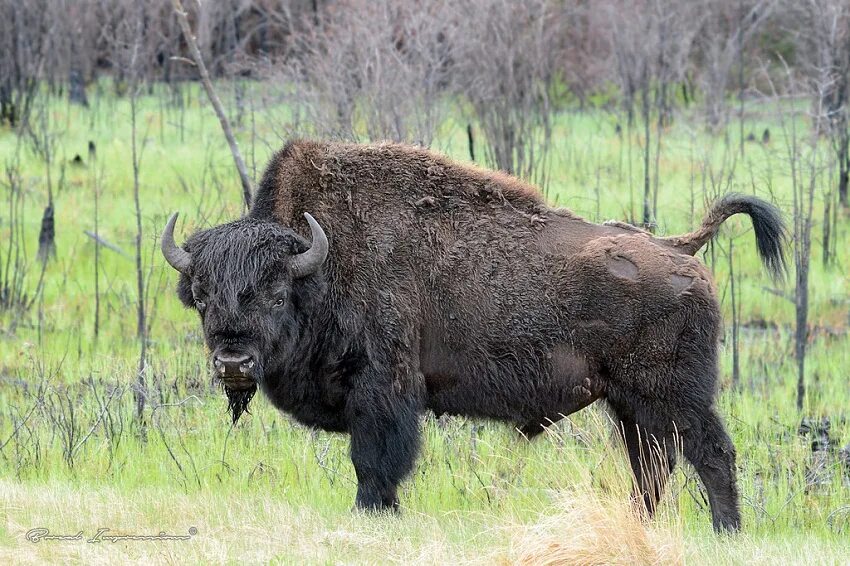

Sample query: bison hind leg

[610,406,678,520]
[608,396,741,533]
[682,409,741,532]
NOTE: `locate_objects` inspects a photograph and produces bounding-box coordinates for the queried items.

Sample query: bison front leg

[345,368,423,512]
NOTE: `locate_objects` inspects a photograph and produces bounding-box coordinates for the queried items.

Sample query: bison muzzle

[162,140,787,532]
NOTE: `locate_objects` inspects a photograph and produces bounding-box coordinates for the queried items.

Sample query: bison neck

[259,312,359,433]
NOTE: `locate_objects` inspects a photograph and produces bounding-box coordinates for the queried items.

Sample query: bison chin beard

[213,354,263,424]
[223,383,258,424]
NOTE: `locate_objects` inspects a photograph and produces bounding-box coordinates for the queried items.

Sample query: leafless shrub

[0,0,303,118]
[280,0,453,146]
[448,0,564,191]
[0,0,839,147]
[606,0,701,225]
[697,0,777,132]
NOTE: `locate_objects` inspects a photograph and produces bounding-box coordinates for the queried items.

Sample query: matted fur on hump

[250,140,551,225]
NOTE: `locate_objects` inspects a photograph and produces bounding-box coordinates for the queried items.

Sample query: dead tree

[698,0,777,132]
[772,66,825,411]
[606,0,700,226]
[172,0,254,207]
[104,2,155,423]
[449,0,565,193]
[792,0,850,209]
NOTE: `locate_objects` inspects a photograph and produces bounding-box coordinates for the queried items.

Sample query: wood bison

[161,140,786,532]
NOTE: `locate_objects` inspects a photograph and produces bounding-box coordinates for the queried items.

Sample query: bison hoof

[353,492,400,515]
[351,504,400,517]
[713,514,741,534]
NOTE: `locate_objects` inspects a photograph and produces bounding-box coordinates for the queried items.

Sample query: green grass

[0,84,848,563]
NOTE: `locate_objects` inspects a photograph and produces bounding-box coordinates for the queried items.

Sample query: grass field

[0,84,848,564]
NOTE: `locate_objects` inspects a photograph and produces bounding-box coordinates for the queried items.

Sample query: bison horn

[290,213,329,279]
[161,212,192,274]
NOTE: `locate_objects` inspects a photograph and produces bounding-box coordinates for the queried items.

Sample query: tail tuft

[733,194,787,280]
[665,193,787,280]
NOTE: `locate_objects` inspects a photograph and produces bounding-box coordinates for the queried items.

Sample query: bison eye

[194,298,206,310]
[272,297,285,308]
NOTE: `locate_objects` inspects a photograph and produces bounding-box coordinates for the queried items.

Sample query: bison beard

[216,352,263,425]
[162,139,787,533]
[223,383,257,424]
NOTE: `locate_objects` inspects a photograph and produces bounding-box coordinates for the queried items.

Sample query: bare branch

[172,0,254,208]
[83,230,129,258]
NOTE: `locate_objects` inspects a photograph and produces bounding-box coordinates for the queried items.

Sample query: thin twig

[83,230,128,257]
[71,382,125,458]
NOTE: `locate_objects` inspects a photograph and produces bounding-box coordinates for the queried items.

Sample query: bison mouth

[219,375,256,390]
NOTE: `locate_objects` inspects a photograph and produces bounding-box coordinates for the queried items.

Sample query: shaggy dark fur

[165,140,786,531]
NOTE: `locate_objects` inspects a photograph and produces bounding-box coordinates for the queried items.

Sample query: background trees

[0,0,840,138]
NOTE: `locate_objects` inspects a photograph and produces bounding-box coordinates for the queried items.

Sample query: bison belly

[420,326,602,427]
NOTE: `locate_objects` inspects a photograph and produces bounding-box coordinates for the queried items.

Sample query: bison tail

[663,193,787,280]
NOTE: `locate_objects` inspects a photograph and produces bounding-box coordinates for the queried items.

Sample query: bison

[161,140,785,532]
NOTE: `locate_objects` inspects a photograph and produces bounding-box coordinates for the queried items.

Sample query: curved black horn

[290,213,328,279]
[161,212,192,273]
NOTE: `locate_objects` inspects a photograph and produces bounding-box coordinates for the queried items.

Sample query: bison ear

[176,273,194,308]
[289,213,328,279]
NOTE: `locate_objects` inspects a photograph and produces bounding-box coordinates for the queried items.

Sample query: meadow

[0,84,848,564]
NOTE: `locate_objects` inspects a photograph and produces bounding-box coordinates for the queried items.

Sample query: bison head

[161,212,329,422]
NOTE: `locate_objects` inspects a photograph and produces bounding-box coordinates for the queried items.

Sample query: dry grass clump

[503,489,683,566]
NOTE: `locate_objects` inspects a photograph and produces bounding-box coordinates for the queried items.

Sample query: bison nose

[213,354,255,377]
